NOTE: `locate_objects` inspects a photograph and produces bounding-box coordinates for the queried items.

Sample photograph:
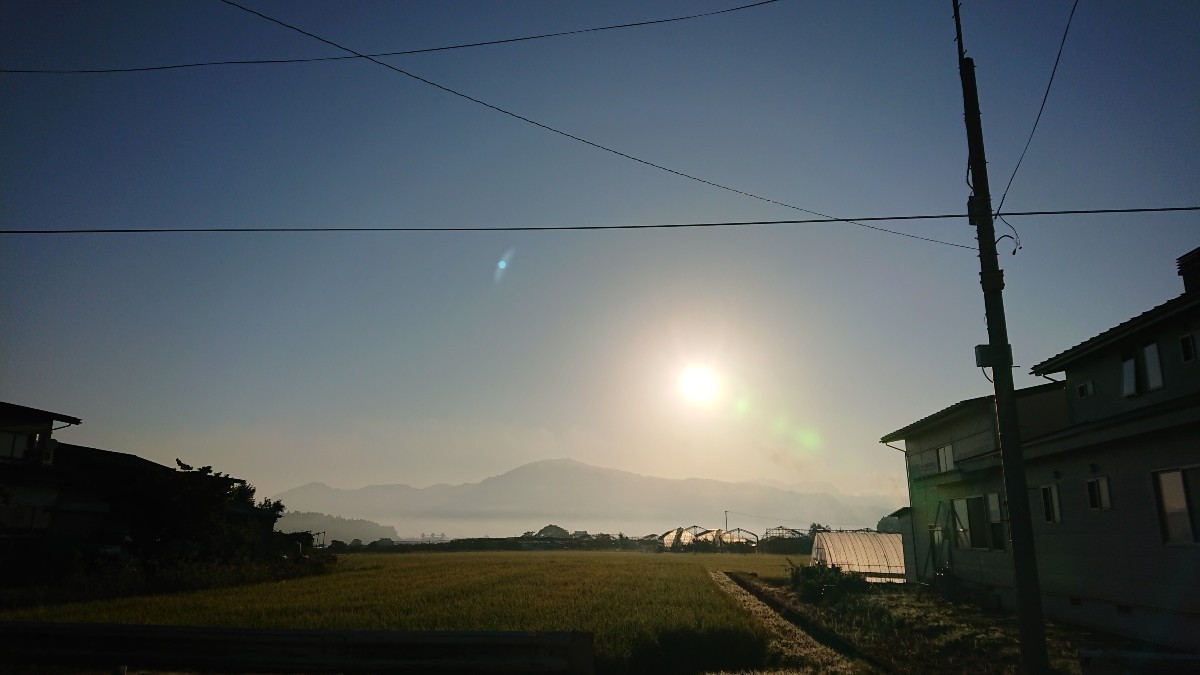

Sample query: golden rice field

[1,551,807,673]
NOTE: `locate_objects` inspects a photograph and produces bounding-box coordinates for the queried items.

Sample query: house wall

[1016,386,1070,440]
[901,387,1067,583]
[1019,424,1200,650]
[904,408,994,481]
[899,386,1198,649]
[1064,314,1200,425]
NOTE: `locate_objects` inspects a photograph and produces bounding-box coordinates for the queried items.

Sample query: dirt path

[707,571,867,674]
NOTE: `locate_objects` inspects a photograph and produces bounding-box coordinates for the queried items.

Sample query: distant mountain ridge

[276,511,399,543]
[274,459,899,538]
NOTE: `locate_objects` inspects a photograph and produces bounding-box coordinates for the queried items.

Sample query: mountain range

[273,458,901,539]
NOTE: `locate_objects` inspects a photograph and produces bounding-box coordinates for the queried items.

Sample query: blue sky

[2,1,1197,507]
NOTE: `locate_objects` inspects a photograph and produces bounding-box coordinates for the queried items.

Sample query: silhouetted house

[1,402,83,542]
[883,247,1200,650]
[2,401,179,562]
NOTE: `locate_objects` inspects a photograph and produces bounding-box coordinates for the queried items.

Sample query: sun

[678,365,719,404]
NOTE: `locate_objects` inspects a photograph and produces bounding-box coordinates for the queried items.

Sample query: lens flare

[494,247,516,284]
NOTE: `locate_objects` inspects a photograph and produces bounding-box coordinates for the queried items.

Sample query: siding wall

[1064,313,1200,425]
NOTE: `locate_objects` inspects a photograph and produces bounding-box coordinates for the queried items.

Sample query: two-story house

[1,402,177,576]
[882,247,1200,650]
[1,402,82,539]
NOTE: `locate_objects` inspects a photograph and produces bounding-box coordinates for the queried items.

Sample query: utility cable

[994,0,1081,217]
[216,0,965,251]
[3,205,1195,236]
[1,0,781,75]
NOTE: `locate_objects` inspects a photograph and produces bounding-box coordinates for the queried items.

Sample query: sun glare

[678,365,718,404]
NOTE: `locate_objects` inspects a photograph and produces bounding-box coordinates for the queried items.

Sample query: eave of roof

[1031,292,1200,375]
[55,443,172,474]
[880,394,991,443]
[0,401,82,426]
[879,381,1063,443]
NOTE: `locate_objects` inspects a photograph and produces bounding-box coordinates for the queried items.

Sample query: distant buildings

[883,246,1200,650]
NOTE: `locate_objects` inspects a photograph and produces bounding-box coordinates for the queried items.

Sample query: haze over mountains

[273,459,900,539]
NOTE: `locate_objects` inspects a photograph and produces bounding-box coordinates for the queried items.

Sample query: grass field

[1,551,804,673]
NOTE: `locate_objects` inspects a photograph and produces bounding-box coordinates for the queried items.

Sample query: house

[2,403,184,572]
[882,247,1200,650]
[1,402,83,541]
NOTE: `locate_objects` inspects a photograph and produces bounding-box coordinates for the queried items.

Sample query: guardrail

[0,621,594,673]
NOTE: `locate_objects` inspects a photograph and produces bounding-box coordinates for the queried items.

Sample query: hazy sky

[3,1,1197,503]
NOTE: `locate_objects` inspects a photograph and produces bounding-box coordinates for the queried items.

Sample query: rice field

[1,551,803,673]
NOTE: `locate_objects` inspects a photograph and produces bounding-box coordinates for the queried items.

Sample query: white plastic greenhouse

[810,531,905,583]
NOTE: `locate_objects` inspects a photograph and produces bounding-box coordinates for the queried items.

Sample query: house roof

[54,443,172,475]
[1031,292,1200,375]
[879,381,1062,443]
[0,401,82,427]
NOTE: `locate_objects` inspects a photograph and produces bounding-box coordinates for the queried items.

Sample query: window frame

[1153,467,1200,545]
[1123,341,1166,396]
[1143,342,1164,391]
[987,492,1006,550]
[1086,476,1111,511]
[1041,483,1062,524]
[0,432,29,460]
[952,493,1005,550]
[936,444,955,473]
[1121,357,1137,397]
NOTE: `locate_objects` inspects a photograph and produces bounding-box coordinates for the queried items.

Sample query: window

[1087,477,1111,511]
[1123,342,1164,396]
[937,445,955,473]
[1154,468,1200,544]
[953,494,1002,549]
[1143,343,1163,390]
[1075,380,1094,399]
[952,498,972,548]
[0,432,29,460]
[1182,334,1196,364]
[1121,358,1137,397]
[987,492,1006,550]
[1041,484,1061,523]
[907,448,939,479]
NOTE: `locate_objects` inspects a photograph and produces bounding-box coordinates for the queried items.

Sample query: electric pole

[952,2,1049,672]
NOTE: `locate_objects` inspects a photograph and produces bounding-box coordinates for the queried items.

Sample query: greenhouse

[659,526,699,549]
[810,531,905,582]
[659,525,757,550]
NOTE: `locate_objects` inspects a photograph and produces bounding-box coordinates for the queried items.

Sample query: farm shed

[811,531,904,583]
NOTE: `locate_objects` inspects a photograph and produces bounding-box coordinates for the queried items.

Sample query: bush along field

[1,552,793,674]
[1,461,333,610]
[770,562,1149,674]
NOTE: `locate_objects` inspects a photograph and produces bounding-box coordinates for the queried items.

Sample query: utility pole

[952,2,1049,672]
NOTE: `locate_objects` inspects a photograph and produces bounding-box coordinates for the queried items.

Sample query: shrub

[790,562,870,603]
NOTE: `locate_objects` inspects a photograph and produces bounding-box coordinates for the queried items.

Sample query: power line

[0,1,781,75]
[994,0,1080,216]
[725,511,807,525]
[3,206,1194,236]
[214,0,963,251]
